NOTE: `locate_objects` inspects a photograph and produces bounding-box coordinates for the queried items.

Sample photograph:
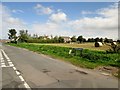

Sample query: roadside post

[69,48,83,56]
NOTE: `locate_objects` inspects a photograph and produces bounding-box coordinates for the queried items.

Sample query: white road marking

[1,49,9,60]
[15,71,21,75]
[19,76,25,82]
[1,60,4,63]
[8,62,12,64]
[0,49,2,59]
[1,65,6,67]
[1,63,5,65]
[1,49,31,89]
[13,67,17,70]
[24,82,31,89]
[7,59,11,62]
[0,50,6,67]
[9,63,14,67]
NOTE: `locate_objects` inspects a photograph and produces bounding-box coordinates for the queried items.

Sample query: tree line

[8,29,120,43]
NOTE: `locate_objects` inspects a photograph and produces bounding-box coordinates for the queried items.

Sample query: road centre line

[1,49,31,89]
[15,70,21,75]
[13,66,17,70]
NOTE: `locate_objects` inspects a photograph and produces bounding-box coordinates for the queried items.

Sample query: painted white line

[19,76,25,82]
[13,67,17,71]
[1,49,10,60]
[8,62,13,64]
[1,49,31,89]
[7,59,11,62]
[1,65,7,67]
[15,71,21,75]
[0,49,2,59]
[1,63,5,65]
[1,60,4,63]
[3,66,12,68]
[24,82,31,89]
[9,64,14,67]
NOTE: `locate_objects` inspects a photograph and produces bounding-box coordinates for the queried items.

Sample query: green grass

[7,43,119,69]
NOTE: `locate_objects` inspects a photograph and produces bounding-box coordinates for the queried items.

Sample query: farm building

[95,42,103,47]
[62,36,71,43]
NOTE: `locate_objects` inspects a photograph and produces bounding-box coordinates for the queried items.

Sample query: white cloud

[68,3,118,39]
[1,3,118,40]
[34,4,53,15]
[31,3,118,40]
[49,12,67,23]
[12,9,24,13]
[1,4,27,39]
[31,11,70,36]
[31,22,73,37]
[81,11,93,15]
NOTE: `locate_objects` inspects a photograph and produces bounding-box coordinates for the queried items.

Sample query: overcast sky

[0,2,118,40]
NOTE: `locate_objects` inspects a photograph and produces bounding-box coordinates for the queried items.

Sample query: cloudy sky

[0,2,118,40]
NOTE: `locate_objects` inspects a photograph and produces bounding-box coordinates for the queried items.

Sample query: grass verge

[7,43,119,70]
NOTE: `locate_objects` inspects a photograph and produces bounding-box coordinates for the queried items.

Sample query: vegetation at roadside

[7,43,120,69]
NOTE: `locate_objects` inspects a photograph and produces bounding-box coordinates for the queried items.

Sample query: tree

[53,36,59,43]
[71,36,77,42]
[94,37,100,42]
[8,29,17,42]
[77,36,83,43]
[19,30,29,42]
[33,34,38,39]
[58,36,64,43]
[100,38,103,42]
[104,38,108,43]
[87,38,95,42]
[117,40,120,43]
[83,38,86,42]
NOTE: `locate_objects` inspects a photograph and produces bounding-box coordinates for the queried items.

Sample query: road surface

[0,44,118,89]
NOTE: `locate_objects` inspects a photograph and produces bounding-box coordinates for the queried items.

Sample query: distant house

[0,39,10,43]
[43,35,49,40]
[62,36,71,43]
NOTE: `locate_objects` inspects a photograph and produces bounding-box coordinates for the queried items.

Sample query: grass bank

[7,43,119,69]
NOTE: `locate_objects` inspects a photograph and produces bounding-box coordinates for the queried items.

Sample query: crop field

[31,43,110,51]
[8,43,119,70]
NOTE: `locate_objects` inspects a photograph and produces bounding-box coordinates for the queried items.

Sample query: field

[32,43,110,51]
[7,43,119,70]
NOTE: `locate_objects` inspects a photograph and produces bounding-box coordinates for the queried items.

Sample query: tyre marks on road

[0,49,31,90]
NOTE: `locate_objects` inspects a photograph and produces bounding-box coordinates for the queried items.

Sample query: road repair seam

[1,49,31,90]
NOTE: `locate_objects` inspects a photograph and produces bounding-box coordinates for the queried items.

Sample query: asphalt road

[0,44,118,89]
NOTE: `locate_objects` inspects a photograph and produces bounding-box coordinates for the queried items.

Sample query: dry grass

[31,43,110,51]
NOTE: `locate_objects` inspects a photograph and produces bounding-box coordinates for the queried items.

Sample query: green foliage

[8,29,17,41]
[77,35,83,43]
[58,37,64,43]
[19,30,29,42]
[7,43,119,69]
[71,36,77,42]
